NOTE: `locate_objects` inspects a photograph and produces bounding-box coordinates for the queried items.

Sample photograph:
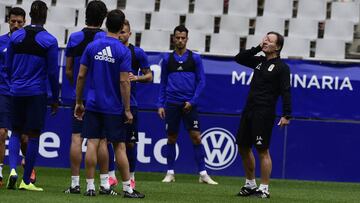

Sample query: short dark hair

[105,9,125,33]
[9,7,26,19]
[123,19,131,31]
[86,0,107,27]
[30,0,47,25]
[173,25,188,36]
[267,31,284,55]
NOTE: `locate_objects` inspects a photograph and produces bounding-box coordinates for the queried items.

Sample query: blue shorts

[165,103,200,133]
[71,104,84,134]
[125,107,138,143]
[0,94,11,129]
[82,110,127,142]
[11,94,47,133]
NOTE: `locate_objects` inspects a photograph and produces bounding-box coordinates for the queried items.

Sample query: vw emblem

[201,128,238,170]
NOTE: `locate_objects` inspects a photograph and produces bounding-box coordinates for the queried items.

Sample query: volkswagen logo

[201,127,238,170]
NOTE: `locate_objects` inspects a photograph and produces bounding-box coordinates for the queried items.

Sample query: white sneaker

[162,173,175,183]
[199,174,218,185]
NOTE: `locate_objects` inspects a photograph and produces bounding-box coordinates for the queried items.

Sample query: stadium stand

[185,13,215,34]
[125,0,155,12]
[187,31,206,52]
[193,0,224,15]
[123,10,146,31]
[315,38,346,59]
[331,1,360,23]
[0,3,5,23]
[55,0,86,9]
[297,0,327,21]
[0,22,9,35]
[210,33,240,55]
[150,11,179,32]
[227,0,257,18]
[263,0,293,19]
[282,37,311,58]
[219,15,249,36]
[47,6,76,27]
[140,30,171,51]
[45,23,67,46]
[159,0,189,14]
[254,16,285,36]
[324,19,355,42]
[288,18,319,40]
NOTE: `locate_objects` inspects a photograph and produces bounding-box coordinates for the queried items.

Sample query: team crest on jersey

[268,64,275,72]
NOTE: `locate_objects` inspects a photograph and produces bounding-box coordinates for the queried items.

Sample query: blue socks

[107,143,115,172]
[194,144,206,172]
[126,144,137,173]
[166,143,176,170]
[23,137,39,184]
[8,132,21,171]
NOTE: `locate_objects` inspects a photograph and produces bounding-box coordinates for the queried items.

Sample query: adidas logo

[256,140,262,145]
[130,136,136,141]
[94,46,115,63]
[177,66,183,71]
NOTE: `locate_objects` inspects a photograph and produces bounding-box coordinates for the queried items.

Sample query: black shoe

[84,189,96,196]
[254,189,270,199]
[64,185,81,194]
[123,189,145,198]
[236,186,257,197]
[99,186,118,195]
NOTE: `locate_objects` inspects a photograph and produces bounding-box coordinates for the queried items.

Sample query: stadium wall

[4,50,360,182]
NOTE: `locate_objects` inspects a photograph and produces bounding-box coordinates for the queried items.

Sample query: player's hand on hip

[183,102,192,113]
[51,101,59,116]
[277,116,290,127]
[124,110,133,124]
[128,72,138,81]
[74,103,85,120]
[158,108,165,119]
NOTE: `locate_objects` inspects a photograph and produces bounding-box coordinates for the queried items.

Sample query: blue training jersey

[65,28,106,100]
[80,36,131,115]
[128,44,149,107]
[158,50,206,108]
[6,25,59,101]
[0,33,10,95]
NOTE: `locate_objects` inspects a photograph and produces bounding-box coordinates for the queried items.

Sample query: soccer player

[74,9,144,198]
[106,19,153,189]
[0,7,26,187]
[6,0,59,191]
[158,25,217,185]
[234,32,291,199]
[63,0,107,194]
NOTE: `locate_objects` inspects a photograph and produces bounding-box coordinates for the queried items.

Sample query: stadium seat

[0,0,16,5]
[140,30,171,51]
[228,0,257,18]
[159,0,189,14]
[282,37,310,58]
[193,0,223,15]
[331,2,360,24]
[19,0,52,6]
[187,31,206,52]
[324,19,354,42]
[124,10,146,32]
[297,0,327,21]
[288,18,318,40]
[0,3,5,23]
[76,8,86,27]
[125,0,155,12]
[254,17,285,36]
[101,0,118,10]
[185,13,214,34]
[245,35,263,49]
[47,7,77,27]
[263,0,293,19]
[210,33,240,55]
[150,11,179,31]
[0,22,9,35]
[45,24,67,46]
[219,15,249,36]
[56,0,86,9]
[315,39,345,59]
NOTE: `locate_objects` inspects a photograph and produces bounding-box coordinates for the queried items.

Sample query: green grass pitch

[1,167,360,202]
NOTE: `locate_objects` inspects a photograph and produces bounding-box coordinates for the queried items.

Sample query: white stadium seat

[125,0,155,12]
[0,22,9,35]
[124,10,146,32]
[219,15,249,36]
[282,37,310,58]
[150,11,179,32]
[193,0,223,15]
[255,16,285,36]
[263,0,293,19]
[159,0,189,14]
[56,0,86,9]
[228,0,257,18]
[77,8,86,27]
[210,33,240,55]
[140,30,171,51]
[47,7,77,27]
[187,31,206,52]
[185,13,214,34]
[0,3,5,23]
[0,0,16,5]
[331,2,360,24]
[324,20,354,42]
[100,0,118,10]
[297,0,327,21]
[288,18,318,40]
[315,39,345,59]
